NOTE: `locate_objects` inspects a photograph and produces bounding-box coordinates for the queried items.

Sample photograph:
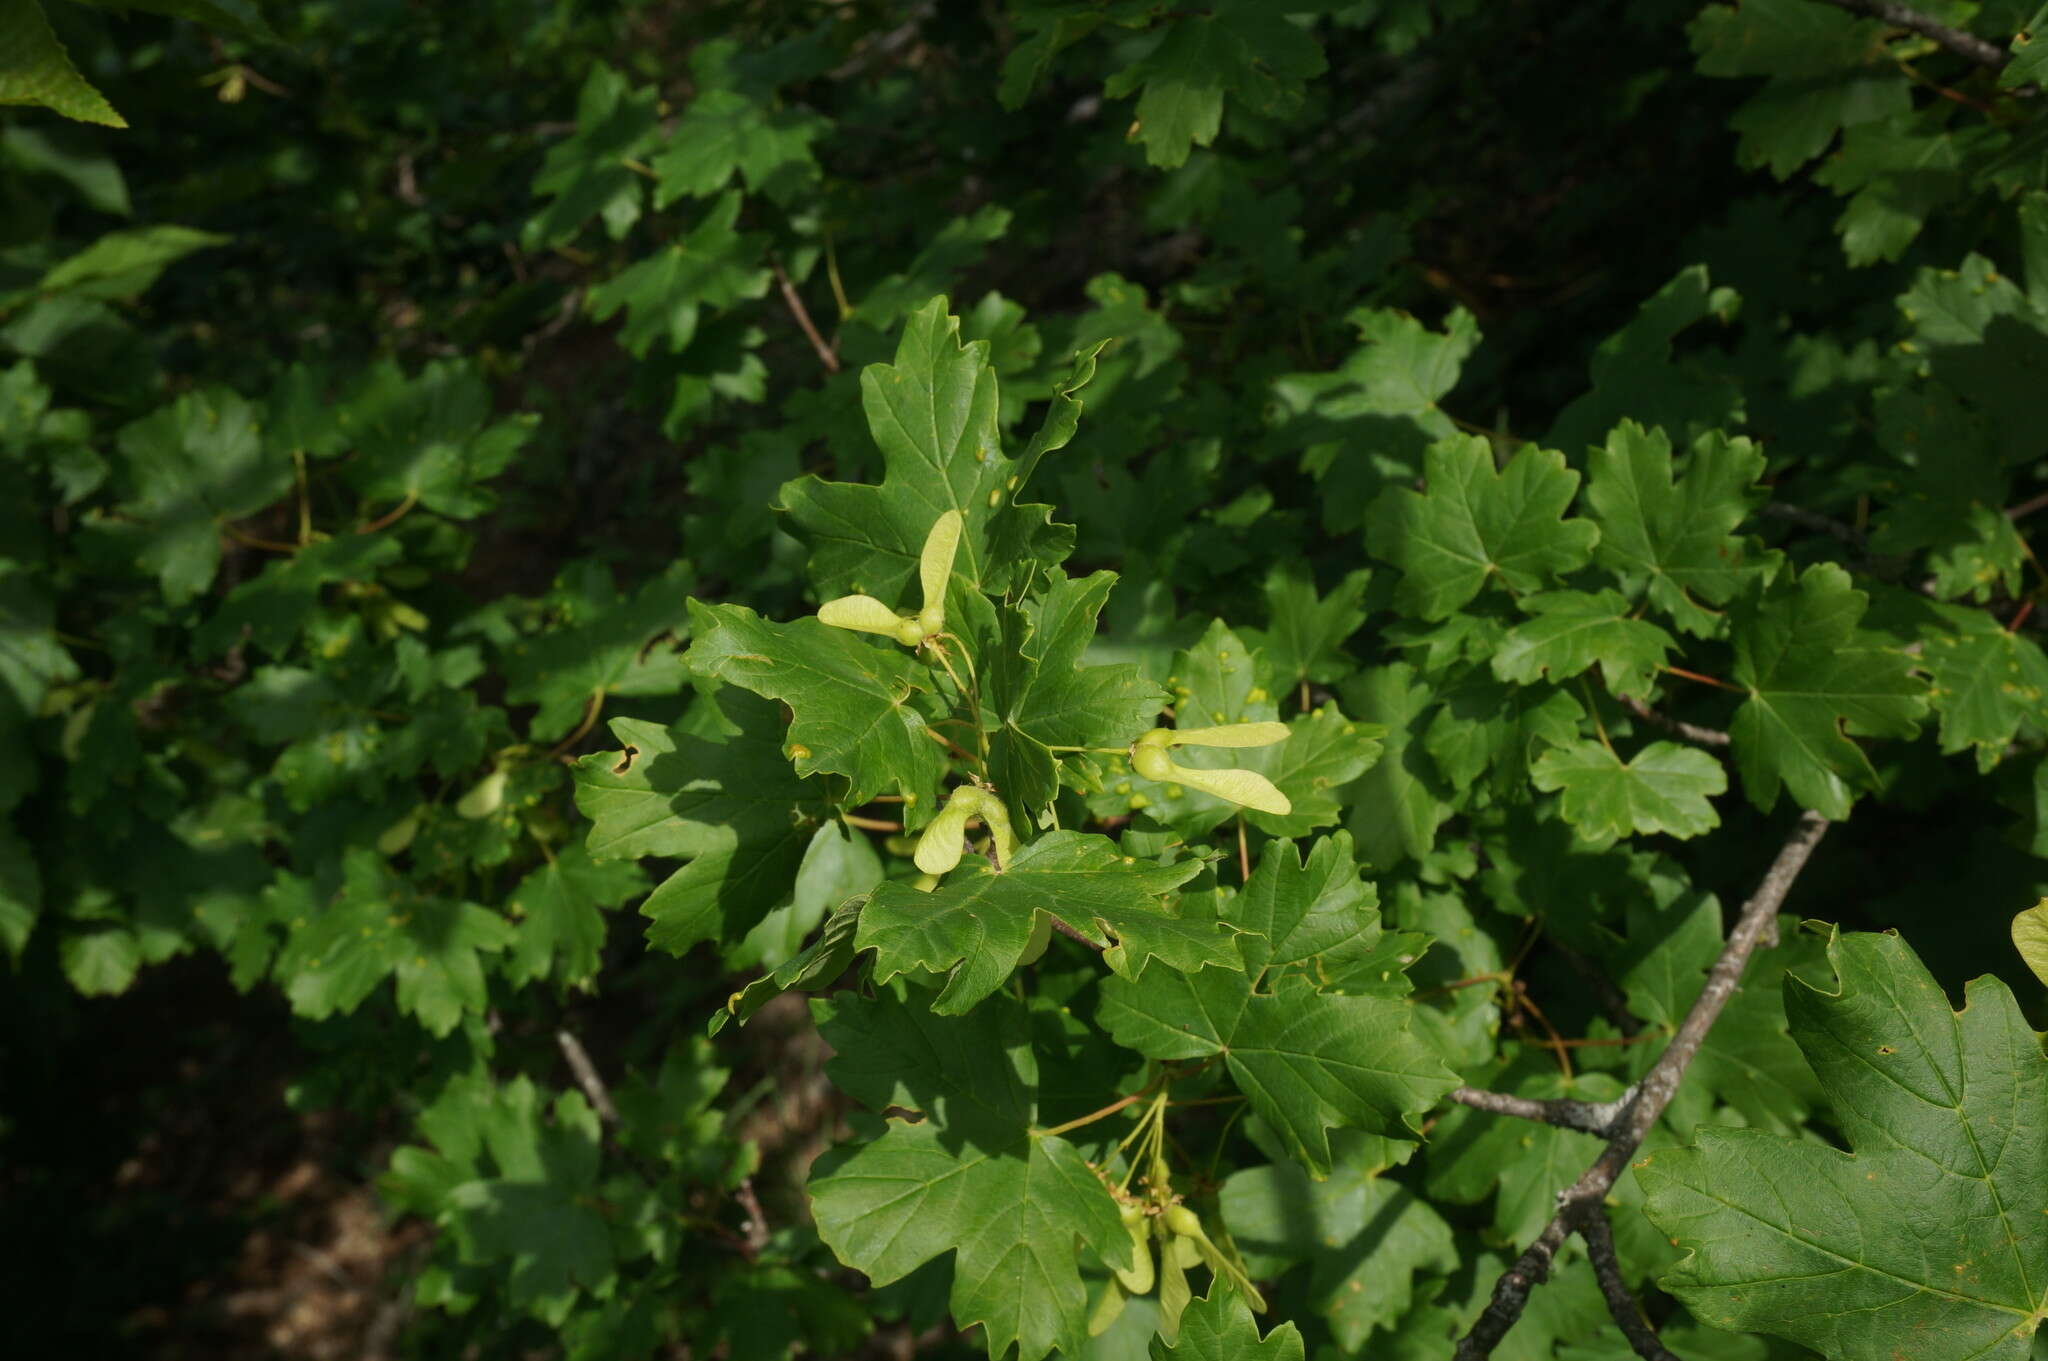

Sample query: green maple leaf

[1492,589,1676,698]
[0,558,76,817]
[195,534,401,658]
[585,191,770,356]
[2007,7,2048,89]
[1246,561,1372,691]
[524,63,660,248]
[712,894,863,1034]
[1279,307,1479,533]
[1814,119,1974,266]
[987,340,1104,583]
[1547,268,1746,456]
[1423,672,1582,793]
[0,0,124,126]
[1895,254,2048,467]
[856,208,1014,330]
[31,224,227,301]
[1102,3,1325,168]
[652,86,827,203]
[1427,1058,1626,1245]
[0,822,37,960]
[381,1074,615,1324]
[272,852,515,1037]
[1532,739,1727,845]
[1224,835,1388,978]
[1728,563,1927,816]
[856,829,1228,1015]
[498,561,694,741]
[502,845,645,987]
[985,569,1165,828]
[684,601,947,812]
[1639,929,2048,1360]
[1216,833,1429,1000]
[1367,435,1599,621]
[1338,663,1450,868]
[807,988,1130,1361]
[2015,900,2048,987]
[1582,421,1766,635]
[1223,1129,1453,1350]
[113,386,291,603]
[1688,0,1904,179]
[779,297,1067,602]
[573,694,827,955]
[1099,923,1456,1175]
[1868,432,2026,605]
[335,359,535,519]
[1149,1287,1306,1360]
[1917,602,2048,771]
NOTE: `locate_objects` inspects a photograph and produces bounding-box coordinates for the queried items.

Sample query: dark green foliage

[5,2,2048,1359]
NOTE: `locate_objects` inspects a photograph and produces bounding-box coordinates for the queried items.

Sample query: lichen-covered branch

[1445,1083,1628,1137]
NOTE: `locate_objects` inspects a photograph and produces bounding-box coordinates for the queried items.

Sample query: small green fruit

[456,768,508,819]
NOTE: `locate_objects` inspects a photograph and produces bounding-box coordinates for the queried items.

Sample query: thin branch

[1509,979,1575,1080]
[1818,0,2011,69]
[770,256,841,373]
[555,1028,619,1124]
[734,1177,771,1253]
[1763,500,1863,546]
[1445,1085,1626,1137]
[2006,487,2048,521]
[1583,1206,1682,1361]
[1453,811,1831,1359]
[1457,1216,1572,1358]
[1618,694,1732,748]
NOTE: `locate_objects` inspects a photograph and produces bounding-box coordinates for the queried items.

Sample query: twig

[2007,488,2048,521]
[1452,811,1831,1359]
[1445,1085,1625,1137]
[1818,0,2011,70]
[1762,500,1863,546]
[735,1177,771,1253]
[555,1028,619,1124]
[770,256,840,373]
[826,3,935,80]
[1510,980,1575,1080]
[1618,694,1732,748]
[1583,1206,1681,1361]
